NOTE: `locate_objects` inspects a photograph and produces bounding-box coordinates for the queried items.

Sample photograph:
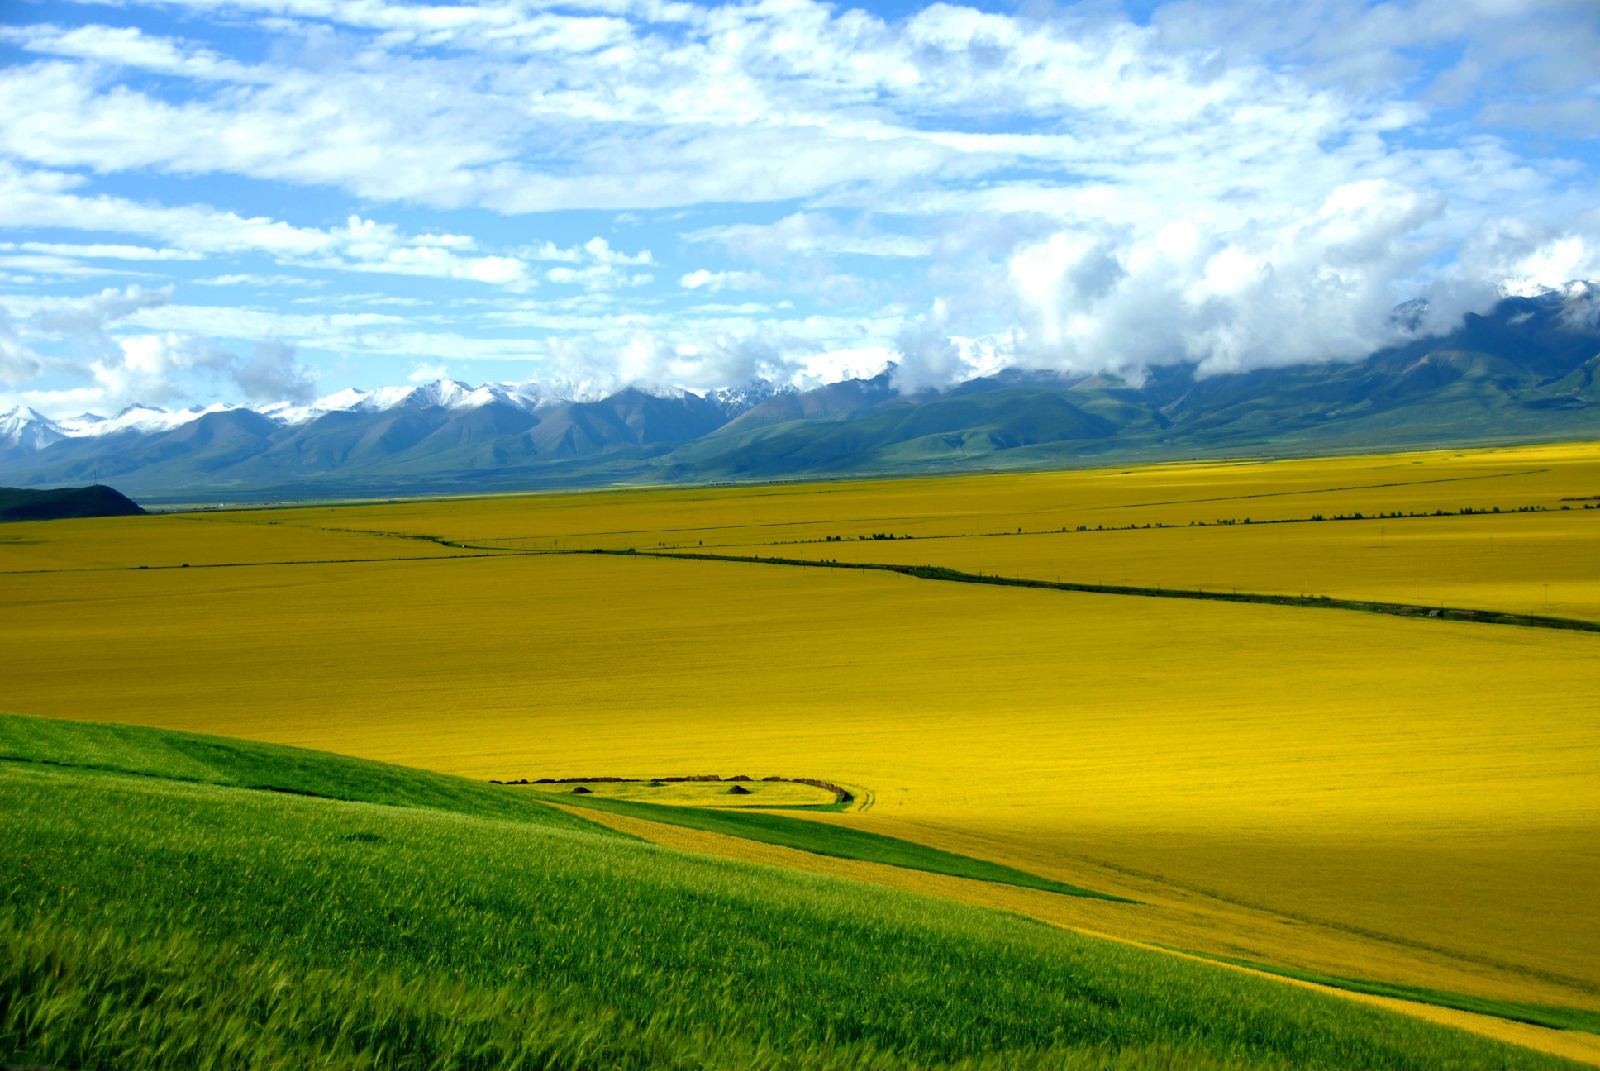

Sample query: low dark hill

[0,484,144,522]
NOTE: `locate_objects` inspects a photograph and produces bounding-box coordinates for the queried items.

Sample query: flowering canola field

[1,440,1596,1020]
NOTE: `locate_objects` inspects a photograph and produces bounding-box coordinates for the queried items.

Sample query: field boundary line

[1092,467,1550,509]
[0,551,500,576]
[584,548,1600,633]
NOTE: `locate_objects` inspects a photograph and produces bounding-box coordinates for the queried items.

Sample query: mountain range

[3,288,1596,504]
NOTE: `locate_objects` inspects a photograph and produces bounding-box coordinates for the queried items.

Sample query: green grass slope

[550,789,1132,900]
[0,712,605,833]
[0,713,1583,1070]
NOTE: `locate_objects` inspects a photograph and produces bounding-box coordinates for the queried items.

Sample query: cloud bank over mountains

[0,0,1596,418]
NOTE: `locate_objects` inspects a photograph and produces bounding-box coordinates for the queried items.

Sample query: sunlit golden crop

[2,439,1596,1019]
[0,512,464,572]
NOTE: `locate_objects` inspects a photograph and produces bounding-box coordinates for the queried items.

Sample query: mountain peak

[0,407,67,453]
[401,379,507,410]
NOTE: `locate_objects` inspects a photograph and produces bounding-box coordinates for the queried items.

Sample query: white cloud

[582,237,653,266]
[679,268,767,291]
[122,304,412,341]
[82,332,313,408]
[194,273,327,288]
[0,163,342,257]
[4,285,316,410]
[407,362,450,382]
[30,284,174,334]
[0,241,204,262]
[540,328,815,395]
[545,265,654,290]
[1461,215,1600,300]
[0,0,1595,408]
[233,340,315,403]
[688,213,935,259]
[0,308,42,386]
[0,167,549,288]
[892,302,968,394]
[996,178,1459,379]
[0,253,158,279]
[2,23,268,83]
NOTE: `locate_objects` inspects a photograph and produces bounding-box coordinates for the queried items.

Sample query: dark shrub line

[585,549,1600,634]
[491,773,855,807]
[765,499,1598,549]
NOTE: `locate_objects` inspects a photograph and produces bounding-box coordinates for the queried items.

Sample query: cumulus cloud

[536,328,813,396]
[30,284,173,333]
[233,341,316,403]
[9,284,315,410]
[0,0,1595,407]
[995,179,1459,379]
[892,299,974,394]
[77,332,312,409]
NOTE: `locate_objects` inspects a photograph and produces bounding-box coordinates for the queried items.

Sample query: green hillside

[0,713,1582,1070]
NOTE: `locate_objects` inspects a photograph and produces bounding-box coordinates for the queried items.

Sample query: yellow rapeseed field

[217,440,1599,618]
[238,439,1600,548]
[2,440,1596,1017]
[726,510,1600,620]
[0,511,464,572]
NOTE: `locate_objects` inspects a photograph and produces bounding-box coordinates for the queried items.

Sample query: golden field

[0,511,467,572]
[724,509,1600,620]
[220,439,1599,619]
[2,440,1597,1023]
[243,439,1599,545]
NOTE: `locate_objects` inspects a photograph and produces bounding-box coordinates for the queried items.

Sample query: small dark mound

[570,785,593,794]
[645,780,666,787]
[0,484,145,522]
[726,784,751,795]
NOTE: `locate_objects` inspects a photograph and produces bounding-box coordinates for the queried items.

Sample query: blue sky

[1,0,1597,416]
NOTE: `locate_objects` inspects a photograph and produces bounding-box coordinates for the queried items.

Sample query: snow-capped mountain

[0,289,1594,502]
[0,377,783,495]
[706,380,782,417]
[0,406,67,455]
[71,403,246,437]
[15,380,541,443]
[8,379,780,448]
